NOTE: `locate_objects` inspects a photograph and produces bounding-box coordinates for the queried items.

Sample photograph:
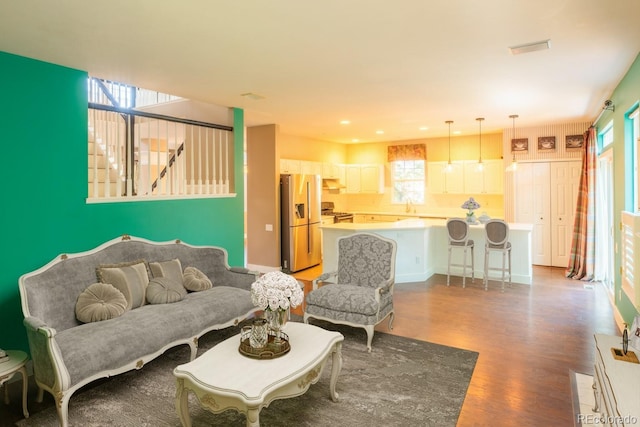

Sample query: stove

[321,202,354,223]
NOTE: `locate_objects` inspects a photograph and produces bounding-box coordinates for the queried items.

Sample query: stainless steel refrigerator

[280,174,322,273]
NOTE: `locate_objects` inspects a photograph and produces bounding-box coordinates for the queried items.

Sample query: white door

[595,150,615,294]
[515,163,551,265]
[550,161,582,267]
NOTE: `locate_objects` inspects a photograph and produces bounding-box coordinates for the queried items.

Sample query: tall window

[392,160,425,204]
[387,144,426,204]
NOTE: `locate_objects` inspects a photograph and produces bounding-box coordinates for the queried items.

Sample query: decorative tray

[239,327,290,359]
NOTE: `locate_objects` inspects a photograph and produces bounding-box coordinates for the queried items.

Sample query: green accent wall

[0,51,246,351]
[595,52,640,325]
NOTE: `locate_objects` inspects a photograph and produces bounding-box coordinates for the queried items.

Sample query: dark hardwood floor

[296,265,619,426]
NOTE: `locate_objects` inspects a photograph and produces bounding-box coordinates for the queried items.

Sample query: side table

[0,350,29,419]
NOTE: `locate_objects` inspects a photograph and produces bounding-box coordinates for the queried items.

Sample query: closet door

[550,161,582,267]
[514,163,551,266]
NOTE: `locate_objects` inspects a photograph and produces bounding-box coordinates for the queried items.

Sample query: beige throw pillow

[96,260,149,310]
[76,283,127,323]
[183,266,213,292]
[149,259,184,285]
[146,277,187,304]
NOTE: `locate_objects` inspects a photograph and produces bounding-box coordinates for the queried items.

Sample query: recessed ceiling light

[240,92,265,101]
[453,131,461,135]
[376,130,384,134]
[419,126,429,131]
[508,39,551,55]
[351,138,360,143]
[340,120,351,125]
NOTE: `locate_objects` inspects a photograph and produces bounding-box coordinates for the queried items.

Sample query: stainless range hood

[322,178,345,190]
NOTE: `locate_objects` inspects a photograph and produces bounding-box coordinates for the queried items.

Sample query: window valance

[387,144,426,162]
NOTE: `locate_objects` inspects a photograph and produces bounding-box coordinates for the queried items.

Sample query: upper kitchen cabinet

[322,162,345,180]
[280,158,301,174]
[345,164,384,194]
[427,161,464,194]
[463,159,504,194]
[300,160,323,175]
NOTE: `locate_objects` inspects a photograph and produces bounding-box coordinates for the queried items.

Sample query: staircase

[87,112,128,198]
[87,76,234,201]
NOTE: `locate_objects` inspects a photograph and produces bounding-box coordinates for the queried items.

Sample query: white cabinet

[280,159,323,175]
[427,161,464,194]
[360,214,410,223]
[353,214,367,223]
[360,164,384,193]
[593,334,640,426]
[345,165,361,193]
[300,160,322,175]
[280,159,301,174]
[514,161,581,267]
[429,160,502,195]
[463,160,504,194]
[345,164,384,194]
[322,163,344,180]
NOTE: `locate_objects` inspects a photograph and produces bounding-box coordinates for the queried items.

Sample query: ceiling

[1,1,639,143]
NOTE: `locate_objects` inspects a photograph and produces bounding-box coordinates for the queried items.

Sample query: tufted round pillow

[76,283,128,323]
[146,277,187,304]
[182,266,213,292]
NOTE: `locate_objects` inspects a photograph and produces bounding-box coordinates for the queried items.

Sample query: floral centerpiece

[251,271,304,311]
[251,271,304,342]
[461,197,481,223]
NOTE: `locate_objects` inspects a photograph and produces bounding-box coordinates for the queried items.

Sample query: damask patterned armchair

[303,232,397,352]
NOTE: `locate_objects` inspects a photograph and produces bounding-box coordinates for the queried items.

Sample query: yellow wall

[346,132,504,164]
[278,133,347,164]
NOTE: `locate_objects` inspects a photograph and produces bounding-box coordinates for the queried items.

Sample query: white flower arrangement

[251,271,304,311]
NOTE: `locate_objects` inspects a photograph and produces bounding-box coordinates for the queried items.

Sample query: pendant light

[507,114,519,172]
[444,120,454,173]
[476,117,484,172]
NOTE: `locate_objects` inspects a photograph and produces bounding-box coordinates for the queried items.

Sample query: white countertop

[321,218,533,232]
[353,210,505,219]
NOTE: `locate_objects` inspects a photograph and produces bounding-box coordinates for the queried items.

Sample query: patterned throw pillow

[182,266,213,292]
[76,283,127,323]
[149,259,184,286]
[146,276,187,304]
[96,260,149,310]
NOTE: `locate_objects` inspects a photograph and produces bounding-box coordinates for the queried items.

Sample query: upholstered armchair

[303,232,397,352]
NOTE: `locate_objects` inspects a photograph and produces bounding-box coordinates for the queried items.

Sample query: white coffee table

[174,322,343,427]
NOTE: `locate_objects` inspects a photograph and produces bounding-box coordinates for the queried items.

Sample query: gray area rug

[16,321,477,427]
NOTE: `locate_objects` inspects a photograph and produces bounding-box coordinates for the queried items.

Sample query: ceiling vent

[240,92,265,101]
[508,39,551,55]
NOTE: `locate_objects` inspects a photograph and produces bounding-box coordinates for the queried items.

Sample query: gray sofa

[18,235,260,427]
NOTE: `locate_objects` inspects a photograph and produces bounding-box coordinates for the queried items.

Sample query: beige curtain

[387,144,426,162]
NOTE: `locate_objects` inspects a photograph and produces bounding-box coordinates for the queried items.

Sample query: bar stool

[446,218,474,287]
[483,219,512,292]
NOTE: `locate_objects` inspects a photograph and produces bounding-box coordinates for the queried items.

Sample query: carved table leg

[175,379,192,427]
[18,366,29,418]
[329,342,343,402]
[245,406,260,427]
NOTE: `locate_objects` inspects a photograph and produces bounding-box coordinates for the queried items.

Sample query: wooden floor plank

[295,264,618,426]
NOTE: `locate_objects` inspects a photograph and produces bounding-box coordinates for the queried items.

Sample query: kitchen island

[320,219,533,285]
